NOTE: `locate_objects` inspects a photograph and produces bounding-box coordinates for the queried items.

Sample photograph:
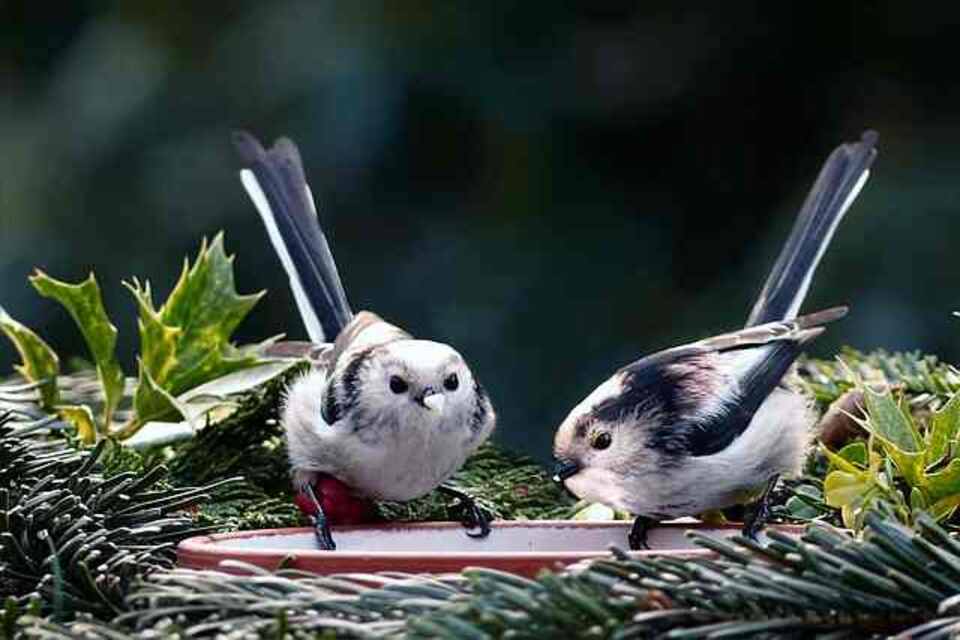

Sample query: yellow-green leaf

[859,386,925,486]
[124,279,181,384]
[820,442,865,473]
[929,494,960,522]
[929,392,960,466]
[910,486,928,511]
[823,470,872,507]
[131,234,267,398]
[925,458,960,502]
[115,359,187,440]
[31,271,124,429]
[0,308,59,408]
[862,385,921,452]
[57,405,97,444]
[837,441,868,468]
[572,502,616,521]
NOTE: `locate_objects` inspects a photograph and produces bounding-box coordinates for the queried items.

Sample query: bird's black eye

[443,373,459,391]
[389,376,408,394]
[591,432,612,450]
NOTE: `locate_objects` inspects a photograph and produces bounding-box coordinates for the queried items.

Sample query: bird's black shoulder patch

[324,347,374,424]
[591,346,756,459]
[322,391,341,425]
[470,379,489,433]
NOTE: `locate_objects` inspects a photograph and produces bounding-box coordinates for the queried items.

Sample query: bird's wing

[233,131,353,343]
[746,131,876,327]
[322,311,412,373]
[598,307,846,458]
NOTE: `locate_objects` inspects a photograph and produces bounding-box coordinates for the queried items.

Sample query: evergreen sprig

[18,509,960,639]
[0,411,239,619]
[799,348,960,409]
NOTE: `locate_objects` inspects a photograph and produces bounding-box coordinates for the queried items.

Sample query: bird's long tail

[745,130,878,328]
[233,131,353,343]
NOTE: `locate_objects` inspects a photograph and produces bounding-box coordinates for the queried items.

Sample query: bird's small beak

[418,388,445,413]
[552,458,580,483]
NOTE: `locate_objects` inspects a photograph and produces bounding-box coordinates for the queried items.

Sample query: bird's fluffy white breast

[281,345,492,501]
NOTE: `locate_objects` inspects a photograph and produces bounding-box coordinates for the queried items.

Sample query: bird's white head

[552,375,654,510]
[351,339,487,434]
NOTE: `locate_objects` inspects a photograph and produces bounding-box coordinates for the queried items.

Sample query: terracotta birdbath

[178,520,804,577]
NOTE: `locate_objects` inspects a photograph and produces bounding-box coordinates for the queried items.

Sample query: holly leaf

[929,494,960,522]
[0,307,60,408]
[929,392,960,467]
[133,358,185,424]
[836,441,868,468]
[130,234,268,395]
[118,234,274,439]
[859,386,925,487]
[925,458,960,502]
[862,385,922,452]
[56,405,97,444]
[30,271,124,431]
[820,442,866,473]
[823,470,872,508]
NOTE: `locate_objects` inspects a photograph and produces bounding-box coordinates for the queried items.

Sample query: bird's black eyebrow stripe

[592,347,705,428]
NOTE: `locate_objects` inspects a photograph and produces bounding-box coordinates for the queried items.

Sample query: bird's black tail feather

[233,131,353,343]
[745,131,878,328]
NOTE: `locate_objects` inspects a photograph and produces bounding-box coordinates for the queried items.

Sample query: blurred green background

[1,2,956,459]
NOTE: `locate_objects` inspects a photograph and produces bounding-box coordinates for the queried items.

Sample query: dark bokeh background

[1,2,957,459]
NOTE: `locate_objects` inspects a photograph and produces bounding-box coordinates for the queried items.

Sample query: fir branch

[0,411,239,619]
[798,348,960,409]
[19,509,960,638]
[168,364,299,495]
[378,443,576,523]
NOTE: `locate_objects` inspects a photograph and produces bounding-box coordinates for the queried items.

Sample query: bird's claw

[628,516,654,551]
[741,475,778,541]
[439,486,492,539]
[741,497,772,541]
[460,498,492,539]
[311,514,337,551]
[303,483,337,551]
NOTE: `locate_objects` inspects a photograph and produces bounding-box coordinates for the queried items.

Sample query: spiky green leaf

[116,359,187,439]
[0,308,59,408]
[836,441,868,467]
[929,392,960,466]
[30,271,124,430]
[860,386,925,486]
[55,404,97,444]
[862,385,921,452]
[128,234,268,399]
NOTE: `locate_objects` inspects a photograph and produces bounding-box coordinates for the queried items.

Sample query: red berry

[294,474,377,525]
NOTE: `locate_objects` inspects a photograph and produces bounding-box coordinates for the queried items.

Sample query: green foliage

[0,411,239,619]
[12,347,960,637]
[822,377,960,530]
[380,444,577,524]
[19,510,960,639]
[1,234,278,444]
[0,309,60,410]
[169,363,296,495]
[166,358,576,531]
[799,347,960,409]
[121,235,271,427]
[31,271,125,436]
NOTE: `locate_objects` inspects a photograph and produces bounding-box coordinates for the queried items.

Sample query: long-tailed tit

[233,132,496,550]
[553,131,878,549]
